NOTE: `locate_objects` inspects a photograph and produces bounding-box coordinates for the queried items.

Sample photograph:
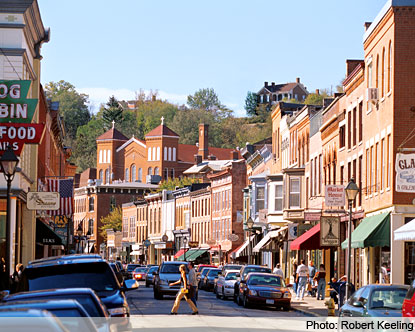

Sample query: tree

[157,177,200,192]
[99,207,122,240]
[44,80,91,142]
[244,91,259,116]
[187,88,232,118]
[102,96,123,129]
[304,90,330,105]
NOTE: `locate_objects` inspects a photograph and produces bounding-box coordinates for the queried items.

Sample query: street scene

[2,0,415,331]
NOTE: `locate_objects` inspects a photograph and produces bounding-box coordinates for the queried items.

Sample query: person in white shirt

[273,263,284,279]
[296,259,309,300]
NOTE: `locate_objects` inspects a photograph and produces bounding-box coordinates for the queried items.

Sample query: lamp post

[344,178,359,300]
[246,217,254,265]
[0,147,19,288]
[86,230,91,253]
[183,237,188,262]
[76,225,83,253]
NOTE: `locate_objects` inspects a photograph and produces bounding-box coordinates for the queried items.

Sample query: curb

[291,305,320,317]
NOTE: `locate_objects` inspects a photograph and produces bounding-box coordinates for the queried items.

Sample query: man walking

[273,263,284,279]
[296,259,309,300]
[188,262,198,307]
[307,261,316,296]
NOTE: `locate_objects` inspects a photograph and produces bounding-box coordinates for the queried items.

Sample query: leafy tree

[187,88,232,119]
[304,90,330,105]
[244,91,259,116]
[102,96,123,129]
[99,207,122,240]
[157,177,200,192]
[44,80,91,142]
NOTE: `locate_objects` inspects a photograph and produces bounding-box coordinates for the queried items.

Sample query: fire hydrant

[325,297,336,316]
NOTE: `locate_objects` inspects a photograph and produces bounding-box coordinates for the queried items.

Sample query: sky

[37,0,387,116]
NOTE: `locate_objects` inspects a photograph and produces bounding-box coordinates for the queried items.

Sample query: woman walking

[169,264,198,315]
[314,264,327,300]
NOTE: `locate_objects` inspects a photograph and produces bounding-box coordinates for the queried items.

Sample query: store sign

[320,216,340,247]
[220,240,233,251]
[396,153,415,192]
[27,192,60,210]
[188,241,199,248]
[0,80,38,123]
[288,223,298,240]
[325,185,345,206]
[228,234,239,242]
[0,123,45,156]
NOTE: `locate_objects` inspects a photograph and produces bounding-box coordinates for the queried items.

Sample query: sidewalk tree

[99,206,122,240]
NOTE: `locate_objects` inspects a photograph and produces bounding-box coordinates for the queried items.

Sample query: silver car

[216,270,239,299]
[153,261,188,300]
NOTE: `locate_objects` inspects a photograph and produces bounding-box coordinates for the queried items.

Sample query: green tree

[187,88,232,119]
[244,91,259,116]
[44,80,91,142]
[99,207,122,240]
[304,90,330,105]
[157,177,200,192]
[102,96,123,129]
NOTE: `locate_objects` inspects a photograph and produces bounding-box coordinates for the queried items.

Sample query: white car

[216,270,239,299]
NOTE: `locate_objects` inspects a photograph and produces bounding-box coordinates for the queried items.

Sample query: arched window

[164,147,167,161]
[164,167,168,179]
[105,169,110,184]
[382,47,385,98]
[125,168,129,181]
[138,168,142,182]
[148,148,151,161]
[156,147,160,161]
[99,150,103,163]
[148,167,153,176]
[376,54,379,89]
[99,169,103,180]
[154,167,159,176]
[103,150,106,163]
[388,41,392,92]
[131,164,136,181]
[168,147,172,161]
[173,147,176,161]
[108,150,111,163]
[152,147,156,162]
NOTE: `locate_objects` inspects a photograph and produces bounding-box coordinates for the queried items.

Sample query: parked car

[146,266,159,287]
[221,264,243,275]
[153,261,189,299]
[403,279,415,317]
[216,270,239,299]
[125,264,142,279]
[339,284,409,317]
[132,267,148,281]
[198,267,214,289]
[0,299,98,332]
[18,254,138,317]
[203,268,221,291]
[237,273,291,310]
[115,261,124,273]
[196,264,216,274]
[109,262,124,285]
[234,265,272,304]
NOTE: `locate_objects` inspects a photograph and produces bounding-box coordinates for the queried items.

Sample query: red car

[196,264,216,273]
[403,279,415,317]
[132,267,148,281]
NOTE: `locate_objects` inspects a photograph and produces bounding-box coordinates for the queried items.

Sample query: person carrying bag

[169,264,198,315]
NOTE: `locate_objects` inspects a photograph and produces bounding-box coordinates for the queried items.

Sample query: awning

[290,224,321,250]
[394,218,415,241]
[253,227,287,253]
[36,219,63,246]
[233,235,255,258]
[184,249,208,262]
[341,212,390,249]
[174,249,185,259]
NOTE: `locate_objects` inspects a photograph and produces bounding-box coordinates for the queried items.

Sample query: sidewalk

[291,294,337,317]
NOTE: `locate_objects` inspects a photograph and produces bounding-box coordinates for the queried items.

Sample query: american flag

[47,178,74,216]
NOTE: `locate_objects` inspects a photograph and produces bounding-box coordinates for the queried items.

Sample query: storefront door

[405,242,415,285]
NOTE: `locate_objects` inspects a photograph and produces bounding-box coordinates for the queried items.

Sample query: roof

[178,144,240,163]
[97,128,128,141]
[116,136,146,152]
[145,124,179,138]
[259,82,307,94]
[183,160,233,174]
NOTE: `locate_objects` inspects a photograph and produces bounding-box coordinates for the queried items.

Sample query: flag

[47,178,74,216]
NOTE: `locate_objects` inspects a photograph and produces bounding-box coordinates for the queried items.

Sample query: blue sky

[38,0,386,116]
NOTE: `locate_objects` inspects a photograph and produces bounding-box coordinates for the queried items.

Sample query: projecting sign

[0,123,45,156]
[27,192,60,210]
[325,185,345,207]
[320,216,340,247]
[396,153,415,192]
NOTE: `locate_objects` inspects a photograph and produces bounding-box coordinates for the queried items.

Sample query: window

[289,178,300,208]
[152,147,156,162]
[170,168,175,179]
[148,148,151,161]
[173,147,176,161]
[138,168,142,182]
[348,111,351,149]
[88,219,94,236]
[310,159,314,196]
[88,197,94,212]
[366,149,370,195]
[368,62,373,88]
[123,218,128,238]
[375,143,379,192]
[164,167,168,179]
[105,169,109,184]
[154,167,159,176]
[125,168,129,182]
[108,150,111,163]
[168,147,172,161]
[359,156,362,205]
[156,147,160,161]
[99,150,103,163]
[275,184,283,212]
[370,146,374,193]
[110,196,116,212]
[358,102,363,142]
[353,107,357,146]
[164,147,167,161]
[376,54,379,89]
[148,167,153,176]
[387,135,391,188]
[340,165,344,186]
[131,165,136,181]
[382,48,385,98]
[388,42,392,92]
[381,138,385,190]
[99,169,103,180]
[319,155,322,194]
[256,186,265,212]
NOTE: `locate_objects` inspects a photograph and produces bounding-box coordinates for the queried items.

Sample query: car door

[341,288,364,317]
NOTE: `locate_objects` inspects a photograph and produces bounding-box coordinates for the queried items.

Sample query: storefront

[35,219,64,259]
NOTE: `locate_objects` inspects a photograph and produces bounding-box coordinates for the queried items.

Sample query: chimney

[296,77,300,84]
[264,81,268,88]
[194,154,202,165]
[271,82,275,87]
[208,155,217,160]
[230,150,239,160]
[315,89,320,95]
[346,59,363,77]
[364,22,372,31]
[198,123,209,160]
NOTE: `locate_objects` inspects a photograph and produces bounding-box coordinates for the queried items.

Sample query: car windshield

[148,266,158,273]
[134,268,148,273]
[243,267,271,278]
[225,272,238,280]
[224,265,242,271]
[160,264,188,274]
[24,262,118,292]
[208,270,220,277]
[370,288,408,310]
[127,265,140,271]
[248,275,284,287]
[200,268,212,277]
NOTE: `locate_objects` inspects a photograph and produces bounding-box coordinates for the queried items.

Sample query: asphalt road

[126,281,303,318]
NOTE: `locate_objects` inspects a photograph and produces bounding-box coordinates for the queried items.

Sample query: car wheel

[243,295,250,308]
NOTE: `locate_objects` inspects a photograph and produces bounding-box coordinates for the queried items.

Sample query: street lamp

[345,178,359,300]
[0,146,19,288]
[246,217,254,265]
[183,237,188,262]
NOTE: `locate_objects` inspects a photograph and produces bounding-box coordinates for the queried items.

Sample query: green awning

[341,212,390,249]
[185,249,208,262]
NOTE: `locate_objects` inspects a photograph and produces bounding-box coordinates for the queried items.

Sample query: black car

[146,266,159,287]
[233,265,272,304]
[110,262,124,285]
[17,254,138,317]
[125,264,142,279]
[198,267,214,289]
[203,268,221,291]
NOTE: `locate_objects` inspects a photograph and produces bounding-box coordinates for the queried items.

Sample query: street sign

[27,192,60,210]
[228,234,239,242]
[144,239,151,247]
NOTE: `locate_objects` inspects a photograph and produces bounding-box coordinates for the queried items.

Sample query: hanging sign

[320,216,340,246]
[396,153,415,192]
[325,185,345,206]
[27,192,60,210]
[0,123,45,156]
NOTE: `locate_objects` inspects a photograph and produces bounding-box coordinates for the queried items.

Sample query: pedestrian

[187,262,198,307]
[0,258,9,291]
[273,263,284,279]
[296,259,309,300]
[10,263,24,293]
[307,261,316,296]
[328,276,350,307]
[292,262,298,294]
[314,264,326,300]
[169,264,198,315]
[381,263,389,284]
